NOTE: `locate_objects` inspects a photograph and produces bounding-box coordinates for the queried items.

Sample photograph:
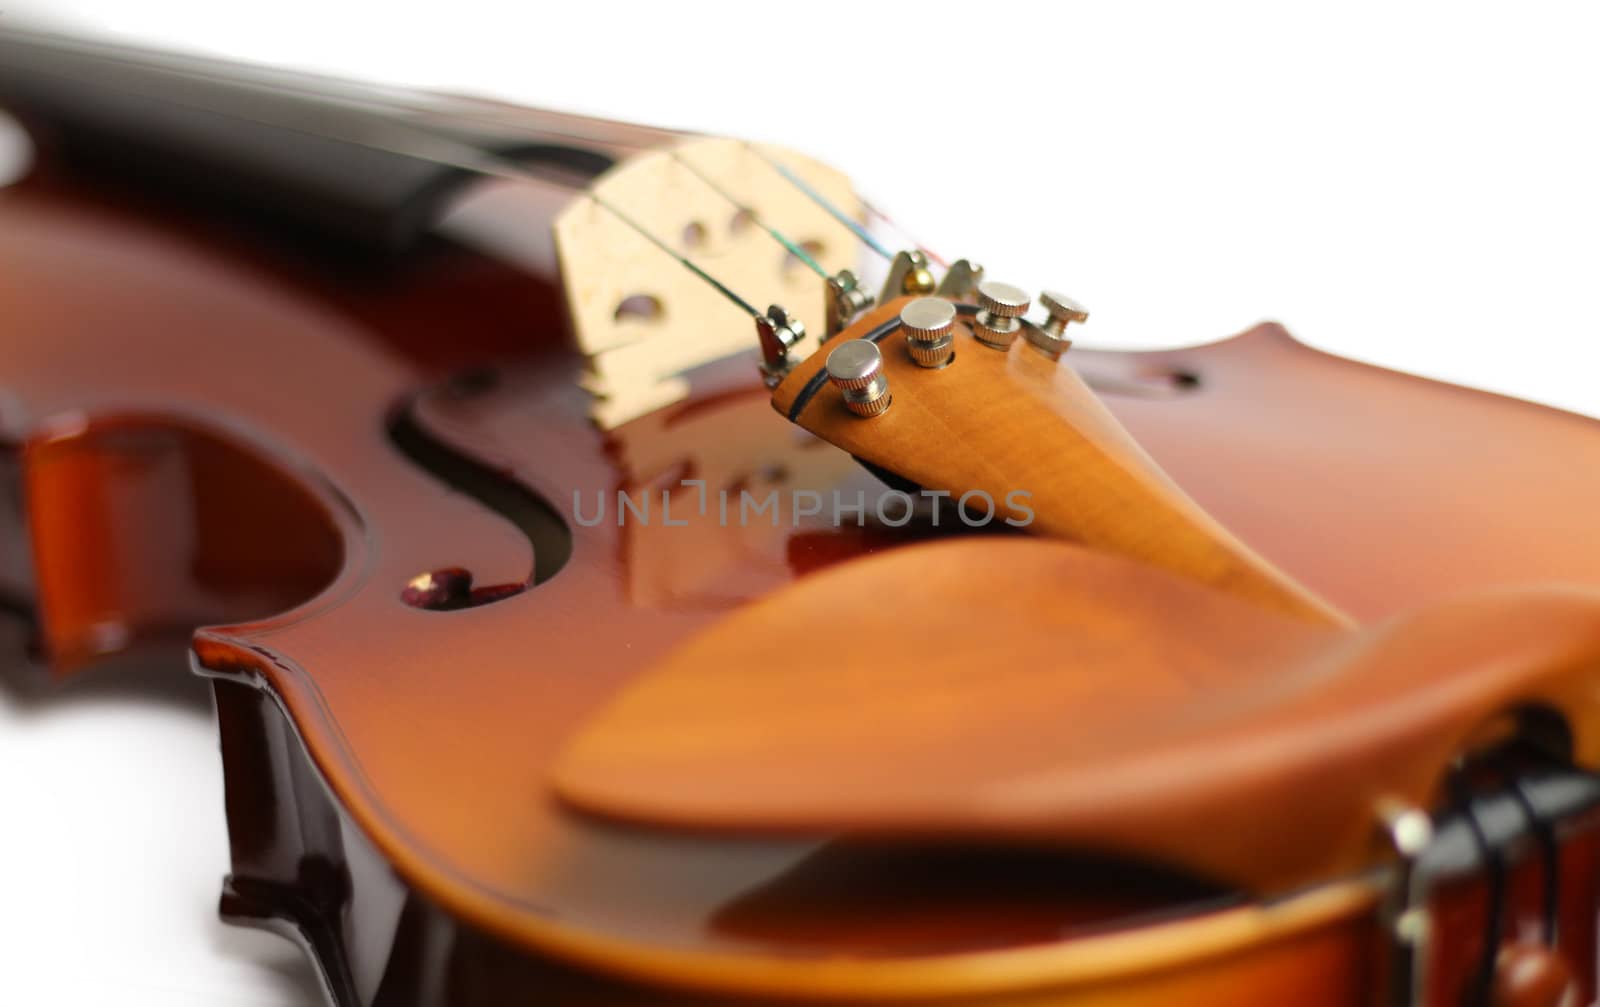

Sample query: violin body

[6,28,1600,1007]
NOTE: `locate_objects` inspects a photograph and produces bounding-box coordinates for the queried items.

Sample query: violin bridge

[554,137,861,429]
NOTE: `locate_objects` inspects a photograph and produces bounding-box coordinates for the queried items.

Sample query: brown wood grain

[773,297,1349,627]
[11,167,1600,1001]
[555,536,1600,894]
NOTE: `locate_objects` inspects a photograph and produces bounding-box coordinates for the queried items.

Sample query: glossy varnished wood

[11,144,1600,1004]
[557,539,1600,893]
[773,298,1346,626]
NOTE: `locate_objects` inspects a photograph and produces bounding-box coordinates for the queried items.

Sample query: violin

[5,24,1600,1007]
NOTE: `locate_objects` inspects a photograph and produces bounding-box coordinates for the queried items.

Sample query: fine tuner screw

[899,297,956,368]
[903,253,937,296]
[1026,290,1090,360]
[826,339,892,417]
[973,280,1030,349]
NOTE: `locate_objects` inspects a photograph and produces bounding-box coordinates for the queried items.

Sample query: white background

[1,2,1597,1004]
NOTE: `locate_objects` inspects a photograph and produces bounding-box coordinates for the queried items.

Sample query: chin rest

[553,538,1600,893]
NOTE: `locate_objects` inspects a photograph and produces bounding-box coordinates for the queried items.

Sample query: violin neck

[0,26,674,250]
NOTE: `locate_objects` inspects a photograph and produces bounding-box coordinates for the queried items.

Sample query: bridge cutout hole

[613,294,663,325]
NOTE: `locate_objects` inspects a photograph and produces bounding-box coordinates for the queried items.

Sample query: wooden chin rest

[552,537,1600,894]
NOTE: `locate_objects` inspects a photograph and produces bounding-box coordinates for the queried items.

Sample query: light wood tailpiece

[771,297,1349,627]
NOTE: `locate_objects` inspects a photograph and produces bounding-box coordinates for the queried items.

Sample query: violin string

[860,198,949,268]
[456,151,770,319]
[16,38,833,322]
[213,106,772,320]
[743,142,894,261]
[360,132,772,320]
[96,65,772,321]
[669,151,831,280]
[7,28,664,156]
[585,193,764,319]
